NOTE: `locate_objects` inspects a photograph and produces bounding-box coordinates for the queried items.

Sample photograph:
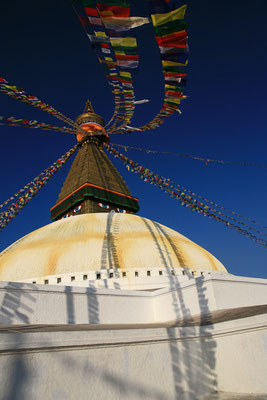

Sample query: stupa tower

[50,101,139,220]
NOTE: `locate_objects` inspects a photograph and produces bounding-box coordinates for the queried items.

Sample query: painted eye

[116,208,127,213]
[97,203,110,209]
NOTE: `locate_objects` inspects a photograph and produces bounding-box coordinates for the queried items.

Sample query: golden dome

[0,213,226,282]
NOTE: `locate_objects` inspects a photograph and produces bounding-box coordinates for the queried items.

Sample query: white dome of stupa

[0,213,226,284]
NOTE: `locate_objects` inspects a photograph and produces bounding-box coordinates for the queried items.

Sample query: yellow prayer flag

[165,84,179,90]
[162,60,188,67]
[95,31,108,37]
[114,50,126,55]
[110,37,137,48]
[165,97,181,104]
[151,5,187,27]
[120,71,132,78]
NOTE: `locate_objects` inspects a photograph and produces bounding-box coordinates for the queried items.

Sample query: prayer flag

[84,7,99,17]
[101,16,149,31]
[153,19,187,37]
[151,5,186,26]
[110,37,137,48]
[155,30,187,48]
[88,16,103,26]
[97,4,130,18]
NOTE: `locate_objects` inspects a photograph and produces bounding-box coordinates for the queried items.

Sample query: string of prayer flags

[104,144,267,248]
[111,142,267,169]
[0,144,78,231]
[116,1,188,134]
[111,142,267,230]
[0,116,76,135]
[100,7,139,133]
[141,2,188,129]
[78,2,127,128]
[75,0,140,132]
[0,76,85,135]
[96,1,139,130]
[81,0,136,130]
[77,2,131,130]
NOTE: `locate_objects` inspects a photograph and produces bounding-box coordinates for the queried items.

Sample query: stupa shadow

[86,285,99,324]
[100,211,120,270]
[0,282,36,400]
[0,282,36,325]
[143,218,218,399]
[64,286,75,324]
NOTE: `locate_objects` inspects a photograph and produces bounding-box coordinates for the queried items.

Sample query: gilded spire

[83,100,94,114]
[75,99,109,143]
[75,99,105,128]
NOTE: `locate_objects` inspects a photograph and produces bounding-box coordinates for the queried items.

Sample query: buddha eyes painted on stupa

[97,202,128,213]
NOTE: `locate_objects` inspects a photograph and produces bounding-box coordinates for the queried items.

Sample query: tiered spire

[50,101,139,220]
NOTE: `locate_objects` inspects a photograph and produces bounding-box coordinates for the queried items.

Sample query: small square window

[96,273,101,280]
[32,281,36,284]
[147,271,151,276]
[171,270,175,276]
[71,276,75,281]
[44,279,48,285]
[135,271,139,277]
[122,272,126,277]
[159,271,163,276]
[83,274,88,280]
[57,278,61,284]
[109,272,114,278]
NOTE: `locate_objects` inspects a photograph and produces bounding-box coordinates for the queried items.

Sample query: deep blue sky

[0,1,267,278]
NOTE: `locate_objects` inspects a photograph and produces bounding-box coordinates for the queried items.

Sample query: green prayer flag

[154,20,188,37]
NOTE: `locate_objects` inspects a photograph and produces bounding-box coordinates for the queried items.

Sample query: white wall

[0,273,266,399]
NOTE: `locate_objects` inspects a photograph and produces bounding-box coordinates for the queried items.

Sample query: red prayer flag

[155,31,188,48]
[115,54,138,61]
[84,7,99,17]
[163,72,187,77]
[165,91,184,97]
[97,4,130,18]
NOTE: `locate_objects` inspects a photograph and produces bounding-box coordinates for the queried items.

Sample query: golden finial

[83,100,94,114]
[75,99,109,143]
[75,99,105,128]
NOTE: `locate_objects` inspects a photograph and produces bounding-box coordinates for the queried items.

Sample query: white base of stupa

[0,272,266,400]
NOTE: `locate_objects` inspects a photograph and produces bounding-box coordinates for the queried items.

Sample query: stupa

[0,103,266,400]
